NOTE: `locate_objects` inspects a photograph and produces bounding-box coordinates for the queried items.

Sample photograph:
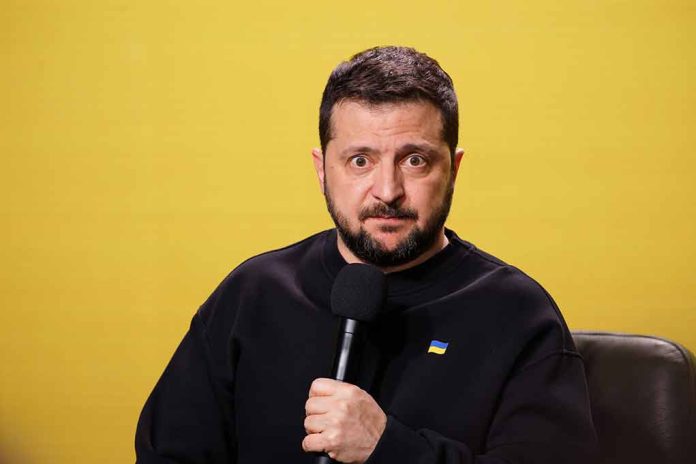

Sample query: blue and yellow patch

[427,340,449,355]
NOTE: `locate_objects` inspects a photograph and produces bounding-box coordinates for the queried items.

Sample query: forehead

[328,100,447,151]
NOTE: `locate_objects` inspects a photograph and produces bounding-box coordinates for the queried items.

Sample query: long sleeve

[135,313,237,463]
[365,351,598,464]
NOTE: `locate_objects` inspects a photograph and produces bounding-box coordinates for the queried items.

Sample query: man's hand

[302,378,387,463]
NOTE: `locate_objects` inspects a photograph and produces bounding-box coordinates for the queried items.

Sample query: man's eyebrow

[339,145,379,157]
[397,143,442,157]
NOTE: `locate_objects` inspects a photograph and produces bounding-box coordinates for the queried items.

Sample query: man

[136,46,598,463]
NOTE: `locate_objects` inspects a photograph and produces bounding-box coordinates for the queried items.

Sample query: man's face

[312,100,464,268]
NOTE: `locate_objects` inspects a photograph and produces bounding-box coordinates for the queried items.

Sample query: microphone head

[330,263,386,322]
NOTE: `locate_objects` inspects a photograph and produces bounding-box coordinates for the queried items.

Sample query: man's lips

[365,216,411,221]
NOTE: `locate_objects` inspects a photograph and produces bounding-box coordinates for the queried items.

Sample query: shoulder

[451,234,576,353]
[229,229,328,281]
[196,230,330,327]
[471,246,556,310]
[451,234,553,306]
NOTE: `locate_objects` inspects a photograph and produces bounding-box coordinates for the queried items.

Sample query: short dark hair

[319,46,459,156]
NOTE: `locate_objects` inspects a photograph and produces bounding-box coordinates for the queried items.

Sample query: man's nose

[371,164,405,205]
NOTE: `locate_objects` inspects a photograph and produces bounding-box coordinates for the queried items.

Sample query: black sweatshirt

[136,229,598,463]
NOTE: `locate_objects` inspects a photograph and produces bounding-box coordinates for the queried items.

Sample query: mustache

[359,203,419,221]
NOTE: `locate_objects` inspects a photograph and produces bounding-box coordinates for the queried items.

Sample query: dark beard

[324,180,454,268]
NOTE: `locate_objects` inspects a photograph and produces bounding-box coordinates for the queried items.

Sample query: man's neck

[336,229,449,274]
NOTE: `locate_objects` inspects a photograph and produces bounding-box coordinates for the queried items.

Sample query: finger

[305,396,333,416]
[308,378,342,397]
[315,379,362,403]
[301,432,327,453]
[303,413,330,434]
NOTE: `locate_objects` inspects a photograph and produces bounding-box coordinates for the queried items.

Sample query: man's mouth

[365,216,413,226]
[359,206,418,222]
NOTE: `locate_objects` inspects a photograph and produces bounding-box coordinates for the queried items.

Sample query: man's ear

[451,148,465,181]
[311,148,325,194]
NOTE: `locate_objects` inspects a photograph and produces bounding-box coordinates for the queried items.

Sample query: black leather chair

[572,332,696,464]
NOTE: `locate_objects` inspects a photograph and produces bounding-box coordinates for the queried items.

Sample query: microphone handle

[314,318,362,464]
[333,318,360,381]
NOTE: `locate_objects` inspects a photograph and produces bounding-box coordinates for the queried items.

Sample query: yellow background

[1,1,694,462]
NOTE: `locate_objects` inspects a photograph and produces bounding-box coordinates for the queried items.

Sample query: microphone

[316,263,386,464]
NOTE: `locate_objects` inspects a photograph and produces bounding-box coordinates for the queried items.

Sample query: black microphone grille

[330,263,386,322]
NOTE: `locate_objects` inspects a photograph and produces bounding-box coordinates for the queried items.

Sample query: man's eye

[350,156,369,168]
[405,155,426,167]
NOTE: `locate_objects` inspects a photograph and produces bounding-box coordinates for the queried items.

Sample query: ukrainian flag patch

[428,340,449,355]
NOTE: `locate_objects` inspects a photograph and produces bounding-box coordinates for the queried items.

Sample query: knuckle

[326,429,340,447]
[347,384,361,396]
[338,399,350,413]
